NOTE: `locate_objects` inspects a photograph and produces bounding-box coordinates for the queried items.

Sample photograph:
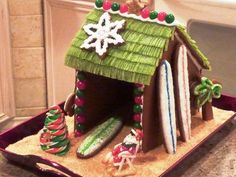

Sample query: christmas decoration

[103,129,144,175]
[40,105,70,156]
[80,12,126,57]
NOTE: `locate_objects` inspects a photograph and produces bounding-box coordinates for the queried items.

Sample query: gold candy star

[126,0,148,15]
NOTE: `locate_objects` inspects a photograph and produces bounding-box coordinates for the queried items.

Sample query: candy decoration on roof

[103,0,112,11]
[157,12,167,22]
[165,14,175,24]
[80,12,126,58]
[150,11,158,20]
[40,105,70,156]
[74,71,87,137]
[120,4,129,13]
[94,0,175,24]
[95,0,103,8]
[140,8,150,19]
[111,2,120,11]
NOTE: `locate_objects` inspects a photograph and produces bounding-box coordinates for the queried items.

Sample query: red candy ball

[120,4,128,13]
[135,96,143,104]
[77,81,86,90]
[133,114,141,122]
[158,12,167,22]
[140,8,150,19]
[103,1,112,11]
[135,83,143,88]
[75,98,85,106]
[76,116,85,123]
[75,130,83,137]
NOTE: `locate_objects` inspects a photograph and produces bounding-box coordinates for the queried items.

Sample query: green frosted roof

[65,9,210,85]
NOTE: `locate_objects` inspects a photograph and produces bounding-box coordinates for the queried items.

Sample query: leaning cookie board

[0,96,236,177]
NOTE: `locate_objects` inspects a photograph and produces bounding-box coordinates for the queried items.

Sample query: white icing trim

[95,6,180,27]
[177,45,191,141]
[81,12,125,56]
[159,60,177,154]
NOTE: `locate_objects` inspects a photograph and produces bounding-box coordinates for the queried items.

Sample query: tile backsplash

[8,0,47,116]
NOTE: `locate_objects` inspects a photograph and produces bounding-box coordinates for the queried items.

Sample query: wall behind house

[8,0,47,116]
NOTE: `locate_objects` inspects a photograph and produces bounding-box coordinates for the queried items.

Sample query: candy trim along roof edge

[94,6,180,27]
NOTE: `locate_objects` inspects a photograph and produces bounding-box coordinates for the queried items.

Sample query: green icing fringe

[65,9,176,85]
[71,38,162,65]
[65,56,151,85]
[67,46,157,75]
[76,30,168,52]
[177,25,211,70]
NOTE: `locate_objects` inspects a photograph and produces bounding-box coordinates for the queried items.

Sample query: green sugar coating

[165,14,175,24]
[78,117,122,156]
[111,2,120,11]
[150,11,158,20]
[95,0,103,8]
[65,9,211,85]
[65,9,175,85]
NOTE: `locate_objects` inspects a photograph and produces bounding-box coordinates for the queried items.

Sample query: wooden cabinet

[44,0,154,106]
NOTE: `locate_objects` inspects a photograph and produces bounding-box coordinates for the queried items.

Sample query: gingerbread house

[64,3,215,154]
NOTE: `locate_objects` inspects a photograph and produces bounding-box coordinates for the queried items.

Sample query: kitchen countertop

[0,119,235,177]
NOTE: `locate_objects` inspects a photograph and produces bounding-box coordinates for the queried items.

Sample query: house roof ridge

[95,6,180,27]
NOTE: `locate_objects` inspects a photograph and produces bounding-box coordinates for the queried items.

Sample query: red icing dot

[76,116,85,123]
[133,114,141,122]
[103,1,112,11]
[75,98,85,106]
[120,4,128,13]
[77,81,86,90]
[135,96,143,104]
[141,8,150,19]
[158,12,167,22]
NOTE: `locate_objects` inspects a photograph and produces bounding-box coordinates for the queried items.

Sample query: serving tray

[0,95,236,177]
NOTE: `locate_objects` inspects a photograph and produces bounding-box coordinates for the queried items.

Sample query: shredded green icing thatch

[176,25,211,70]
[65,9,175,85]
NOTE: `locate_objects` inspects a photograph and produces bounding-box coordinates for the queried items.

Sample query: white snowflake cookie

[80,12,126,57]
